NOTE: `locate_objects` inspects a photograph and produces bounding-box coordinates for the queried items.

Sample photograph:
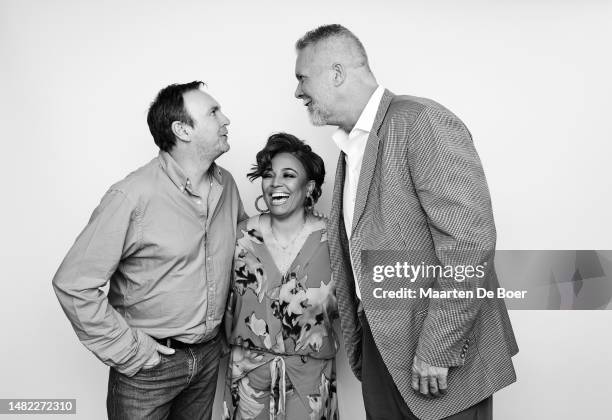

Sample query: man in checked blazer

[294,24,519,420]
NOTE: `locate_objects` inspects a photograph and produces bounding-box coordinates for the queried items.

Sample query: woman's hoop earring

[304,195,314,212]
[255,195,269,213]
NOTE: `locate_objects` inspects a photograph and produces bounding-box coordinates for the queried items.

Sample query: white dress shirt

[332,85,385,298]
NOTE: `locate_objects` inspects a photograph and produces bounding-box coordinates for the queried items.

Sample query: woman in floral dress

[223,133,338,420]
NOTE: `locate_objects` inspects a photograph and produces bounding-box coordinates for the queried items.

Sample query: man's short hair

[296,24,369,67]
[147,81,205,152]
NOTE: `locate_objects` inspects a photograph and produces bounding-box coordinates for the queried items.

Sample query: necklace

[269,217,307,250]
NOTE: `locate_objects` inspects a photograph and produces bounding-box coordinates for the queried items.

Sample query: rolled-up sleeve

[52,189,157,376]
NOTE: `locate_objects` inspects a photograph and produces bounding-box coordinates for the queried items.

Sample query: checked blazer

[327,89,519,420]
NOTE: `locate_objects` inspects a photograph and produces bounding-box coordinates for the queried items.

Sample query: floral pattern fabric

[223,215,339,420]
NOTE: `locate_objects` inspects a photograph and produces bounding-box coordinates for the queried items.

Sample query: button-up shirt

[332,85,385,298]
[52,151,247,376]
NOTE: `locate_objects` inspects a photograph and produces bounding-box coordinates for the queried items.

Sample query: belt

[153,337,196,350]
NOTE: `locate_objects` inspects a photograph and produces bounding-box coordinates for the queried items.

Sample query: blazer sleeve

[407,105,496,367]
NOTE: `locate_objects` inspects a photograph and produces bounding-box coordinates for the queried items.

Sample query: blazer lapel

[351,89,395,237]
[329,151,354,295]
[329,151,347,245]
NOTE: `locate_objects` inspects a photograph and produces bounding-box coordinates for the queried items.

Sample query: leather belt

[153,337,195,350]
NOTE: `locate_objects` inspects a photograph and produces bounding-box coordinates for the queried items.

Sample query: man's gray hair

[296,24,369,68]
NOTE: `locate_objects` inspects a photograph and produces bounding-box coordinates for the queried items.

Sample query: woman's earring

[304,194,314,212]
[255,195,269,213]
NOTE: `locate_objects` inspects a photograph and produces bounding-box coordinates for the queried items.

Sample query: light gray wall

[1,0,611,418]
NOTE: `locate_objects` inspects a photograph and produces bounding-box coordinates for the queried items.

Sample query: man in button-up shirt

[52,81,247,419]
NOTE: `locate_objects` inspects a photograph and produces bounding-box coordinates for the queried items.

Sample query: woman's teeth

[271,193,290,205]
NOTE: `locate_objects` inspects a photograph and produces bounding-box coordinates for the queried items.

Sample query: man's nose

[294,84,303,99]
[220,111,230,126]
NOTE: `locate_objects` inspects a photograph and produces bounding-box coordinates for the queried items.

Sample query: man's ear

[171,121,191,143]
[331,63,346,87]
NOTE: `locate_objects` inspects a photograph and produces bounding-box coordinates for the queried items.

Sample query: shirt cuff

[114,329,158,377]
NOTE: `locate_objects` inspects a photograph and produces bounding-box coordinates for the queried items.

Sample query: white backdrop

[1,0,611,419]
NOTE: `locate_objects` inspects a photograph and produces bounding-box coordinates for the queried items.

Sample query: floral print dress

[223,214,339,420]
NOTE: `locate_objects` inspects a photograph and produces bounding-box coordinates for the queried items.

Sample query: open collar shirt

[53,151,247,376]
[331,85,385,298]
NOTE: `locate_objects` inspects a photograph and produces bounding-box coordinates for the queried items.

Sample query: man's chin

[310,119,327,127]
[308,111,328,126]
[210,145,230,161]
[219,139,230,153]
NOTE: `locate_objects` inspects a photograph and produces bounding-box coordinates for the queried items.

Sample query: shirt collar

[158,151,222,193]
[332,85,385,155]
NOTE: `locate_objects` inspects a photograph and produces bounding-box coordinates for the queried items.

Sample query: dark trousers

[359,311,492,420]
[106,334,221,420]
